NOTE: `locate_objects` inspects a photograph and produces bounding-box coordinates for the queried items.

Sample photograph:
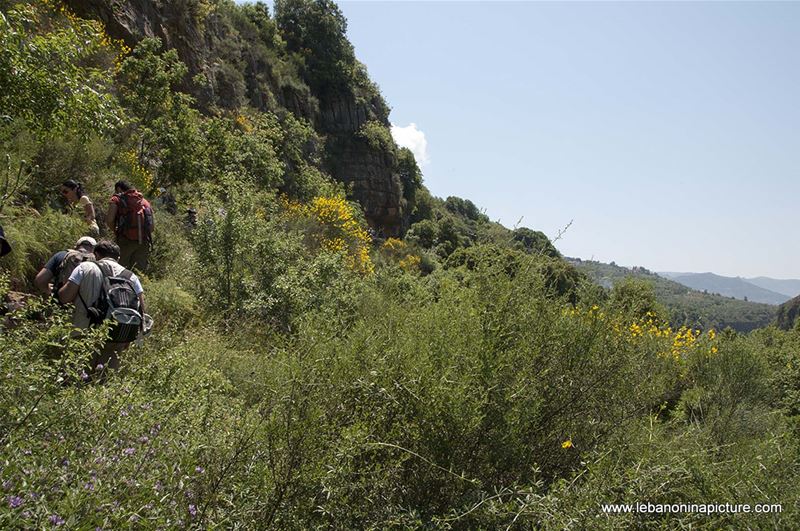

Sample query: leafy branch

[0,154,36,215]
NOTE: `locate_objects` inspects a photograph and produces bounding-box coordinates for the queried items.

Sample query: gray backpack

[56,250,95,294]
[83,262,142,342]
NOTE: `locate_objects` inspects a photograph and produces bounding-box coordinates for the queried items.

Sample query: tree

[115,38,211,188]
[0,3,122,136]
[396,147,421,213]
[512,227,560,258]
[117,39,188,128]
[444,196,486,222]
[274,0,356,93]
[610,278,664,320]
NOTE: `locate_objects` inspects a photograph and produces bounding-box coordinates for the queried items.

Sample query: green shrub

[141,277,199,333]
[147,209,196,282]
[0,207,86,289]
[357,120,396,155]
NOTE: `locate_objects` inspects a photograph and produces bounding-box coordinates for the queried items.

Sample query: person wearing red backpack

[106,181,154,273]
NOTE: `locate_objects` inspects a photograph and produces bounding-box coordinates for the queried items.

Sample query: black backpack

[81,262,142,343]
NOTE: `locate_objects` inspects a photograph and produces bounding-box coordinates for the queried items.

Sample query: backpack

[82,262,142,343]
[115,191,154,243]
[55,250,95,294]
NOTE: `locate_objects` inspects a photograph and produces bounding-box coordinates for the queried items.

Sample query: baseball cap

[75,236,97,249]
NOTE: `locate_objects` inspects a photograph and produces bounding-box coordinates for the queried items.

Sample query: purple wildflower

[194,466,204,474]
[49,514,65,526]
[8,495,23,508]
[83,481,95,491]
[123,448,135,456]
[138,436,149,444]
[96,363,104,370]
[188,504,197,517]
[80,371,89,381]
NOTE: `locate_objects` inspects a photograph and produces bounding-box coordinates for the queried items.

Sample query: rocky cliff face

[66,0,406,236]
[318,91,404,236]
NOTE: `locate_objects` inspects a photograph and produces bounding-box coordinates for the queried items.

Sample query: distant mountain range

[745,277,800,298]
[658,272,800,305]
[568,259,776,332]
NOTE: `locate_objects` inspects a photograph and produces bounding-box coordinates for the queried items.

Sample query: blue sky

[268,1,800,278]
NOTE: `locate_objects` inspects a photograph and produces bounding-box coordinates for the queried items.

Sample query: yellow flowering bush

[119,149,154,192]
[41,0,131,68]
[234,114,253,133]
[380,237,422,273]
[564,306,720,370]
[284,196,374,274]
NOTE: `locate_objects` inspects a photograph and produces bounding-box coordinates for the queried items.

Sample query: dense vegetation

[777,294,800,331]
[1,1,798,527]
[572,259,777,333]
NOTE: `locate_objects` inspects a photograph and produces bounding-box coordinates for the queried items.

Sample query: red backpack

[115,190,154,243]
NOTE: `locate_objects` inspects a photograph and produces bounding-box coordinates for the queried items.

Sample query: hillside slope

[746,276,800,299]
[2,1,800,528]
[667,272,789,305]
[777,295,800,330]
[65,0,411,235]
[573,260,776,332]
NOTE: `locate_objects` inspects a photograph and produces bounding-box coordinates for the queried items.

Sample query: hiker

[61,180,100,236]
[34,236,97,296]
[58,240,146,369]
[0,224,10,258]
[106,180,154,272]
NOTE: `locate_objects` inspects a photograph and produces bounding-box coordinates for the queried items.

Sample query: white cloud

[391,123,430,166]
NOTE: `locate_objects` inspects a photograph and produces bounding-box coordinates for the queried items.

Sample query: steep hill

[65,0,411,236]
[661,272,790,305]
[3,2,800,527]
[573,260,776,332]
[777,295,800,330]
[745,276,800,299]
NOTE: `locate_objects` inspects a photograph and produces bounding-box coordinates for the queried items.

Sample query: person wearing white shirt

[59,240,146,369]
